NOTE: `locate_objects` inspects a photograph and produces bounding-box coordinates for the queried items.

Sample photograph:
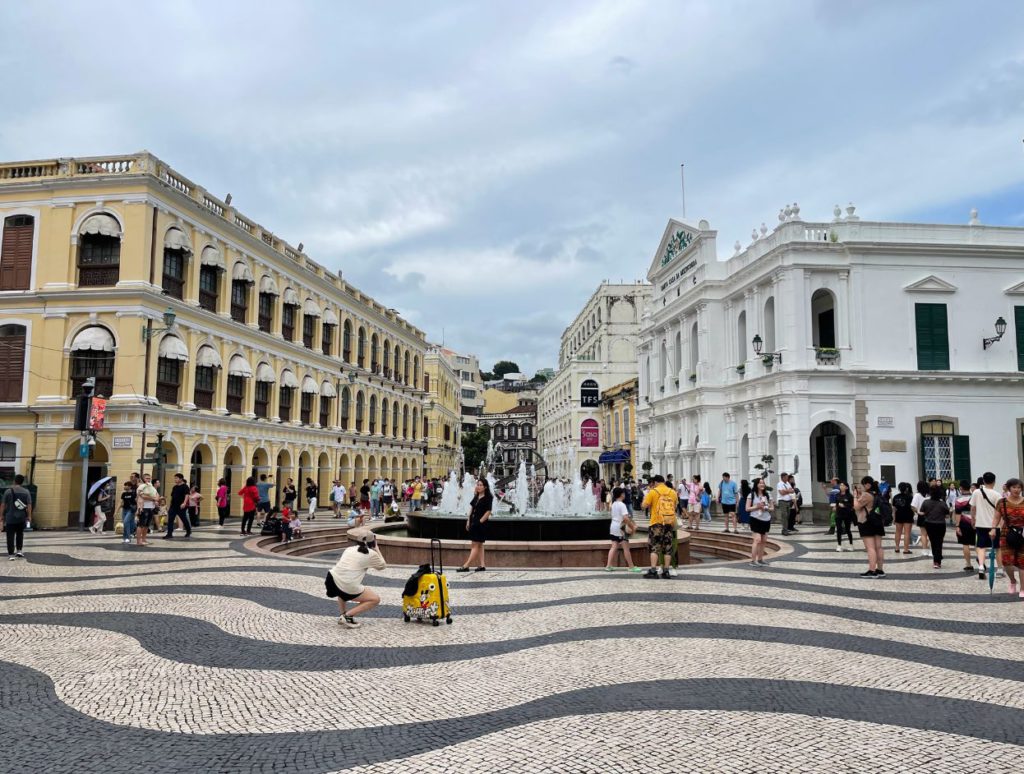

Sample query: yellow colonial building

[422,347,461,477]
[0,152,427,528]
[598,377,638,480]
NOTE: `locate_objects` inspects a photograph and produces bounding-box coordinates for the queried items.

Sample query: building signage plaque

[580,418,600,448]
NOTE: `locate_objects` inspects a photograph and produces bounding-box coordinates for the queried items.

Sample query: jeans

[370,498,380,518]
[411,498,421,511]
[5,523,25,554]
[925,523,946,564]
[701,506,711,522]
[122,509,136,541]
[165,507,192,537]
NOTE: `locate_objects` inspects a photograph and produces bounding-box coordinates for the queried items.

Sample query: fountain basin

[408,510,614,542]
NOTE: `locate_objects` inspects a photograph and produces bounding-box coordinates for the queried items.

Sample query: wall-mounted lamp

[142,308,177,340]
[982,316,1007,350]
[752,334,782,364]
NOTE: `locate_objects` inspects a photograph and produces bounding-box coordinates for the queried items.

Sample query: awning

[301,375,318,394]
[320,380,337,398]
[200,245,224,269]
[280,369,298,388]
[70,326,114,352]
[232,261,254,283]
[79,214,121,238]
[228,354,253,378]
[598,449,631,464]
[322,308,339,326]
[158,335,189,362]
[255,362,276,383]
[164,227,192,254]
[195,345,222,369]
[282,287,299,306]
[303,298,321,317]
[259,275,279,295]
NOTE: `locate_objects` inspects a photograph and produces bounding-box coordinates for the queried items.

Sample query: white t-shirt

[382,482,394,497]
[747,494,773,521]
[610,501,629,537]
[329,545,387,595]
[911,493,925,513]
[776,480,793,502]
[970,487,1003,529]
[333,485,346,503]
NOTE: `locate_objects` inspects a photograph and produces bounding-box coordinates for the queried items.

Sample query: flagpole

[680,163,686,220]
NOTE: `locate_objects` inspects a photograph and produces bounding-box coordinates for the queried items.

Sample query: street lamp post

[74,377,96,531]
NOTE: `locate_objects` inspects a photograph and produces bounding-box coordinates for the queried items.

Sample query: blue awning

[598,450,631,464]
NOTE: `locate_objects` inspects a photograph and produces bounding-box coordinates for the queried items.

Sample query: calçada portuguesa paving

[0,522,1021,774]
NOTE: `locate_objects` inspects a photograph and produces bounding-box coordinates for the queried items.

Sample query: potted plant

[815,346,840,364]
[688,374,697,383]
[762,354,775,367]
[736,364,745,374]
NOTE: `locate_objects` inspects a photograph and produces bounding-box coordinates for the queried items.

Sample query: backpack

[655,490,676,520]
[700,492,710,508]
[874,493,893,526]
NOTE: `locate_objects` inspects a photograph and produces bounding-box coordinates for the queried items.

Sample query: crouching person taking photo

[325,526,386,629]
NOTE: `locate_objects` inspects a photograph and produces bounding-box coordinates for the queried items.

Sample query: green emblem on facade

[660,229,693,267]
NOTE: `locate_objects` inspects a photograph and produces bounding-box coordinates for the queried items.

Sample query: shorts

[609,533,624,543]
[382,496,394,505]
[137,509,155,528]
[324,572,362,601]
[360,499,370,509]
[647,523,674,553]
[976,528,999,549]
[857,514,885,538]
[749,518,771,535]
[721,503,736,514]
[894,511,915,524]
[258,501,271,513]
[955,519,976,545]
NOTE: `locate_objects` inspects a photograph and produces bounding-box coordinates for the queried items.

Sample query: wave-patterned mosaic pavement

[1,527,1022,773]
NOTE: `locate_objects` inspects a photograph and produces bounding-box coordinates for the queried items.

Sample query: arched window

[393,346,402,381]
[1,214,33,290]
[369,394,378,434]
[507,424,517,440]
[253,361,273,418]
[413,356,420,388]
[402,405,409,438]
[0,324,27,402]
[227,355,252,415]
[494,425,504,440]
[424,373,430,392]
[412,408,418,440]
[370,333,380,372]
[302,299,320,350]
[737,310,747,363]
[340,386,351,430]
[198,246,224,313]
[423,416,429,439]
[300,375,317,424]
[381,398,389,435]
[231,262,254,324]
[279,369,297,422]
[811,289,836,349]
[156,334,188,405]
[763,296,776,354]
[162,227,191,300]
[281,288,299,342]
[319,381,335,428]
[321,308,337,355]
[342,320,353,363]
[404,350,410,384]
[69,326,115,397]
[357,327,367,368]
[77,214,121,287]
[355,391,365,432]
[689,321,698,377]
[383,340,392,378]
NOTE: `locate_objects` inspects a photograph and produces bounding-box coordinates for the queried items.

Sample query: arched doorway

[276,448,293,507]
[297,450,312,507]
[251,447,269,482]
[367,454,377,482]
[61,436,110,528]
[223,445,244,518]
[811,289,837,349]
[317,451,331,507]
[339,452,351,487]
[580,459,599,482]
[810,421,850,485]
[189,443,214,524]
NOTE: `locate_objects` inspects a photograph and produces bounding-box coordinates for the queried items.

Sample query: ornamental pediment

[647,218,702,279]
[903,275,957,293]
[1003,279,1024,295]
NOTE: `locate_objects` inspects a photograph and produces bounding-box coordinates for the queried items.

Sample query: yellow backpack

[654,487,677,520]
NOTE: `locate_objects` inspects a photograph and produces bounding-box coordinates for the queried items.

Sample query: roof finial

[969,207,980,225]
[833,204,842,222]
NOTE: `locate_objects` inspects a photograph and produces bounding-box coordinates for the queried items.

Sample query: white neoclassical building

[538,281,651,478]
[636,205,1024,508]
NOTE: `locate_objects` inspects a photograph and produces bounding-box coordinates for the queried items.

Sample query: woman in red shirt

[238,476,260,536]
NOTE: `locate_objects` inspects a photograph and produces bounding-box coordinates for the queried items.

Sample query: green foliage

[531,372,549,383]
[462,427,489,472]
[492,360,521,378]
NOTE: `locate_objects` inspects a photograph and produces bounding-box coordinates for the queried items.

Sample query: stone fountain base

[407,511,612,542]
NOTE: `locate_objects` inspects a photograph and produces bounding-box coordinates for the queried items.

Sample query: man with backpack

[1,474,33,559]
[641,475,679,579]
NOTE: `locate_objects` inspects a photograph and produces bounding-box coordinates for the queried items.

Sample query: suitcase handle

[430,537,443,575]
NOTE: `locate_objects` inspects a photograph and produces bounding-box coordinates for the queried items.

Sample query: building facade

[637,207,1024,507]
[478,399,537,468]
[437,347,484,433]
[423,347,461,477]
[598,378,638,481]
[0,152,427,528]
[537,281,650,479]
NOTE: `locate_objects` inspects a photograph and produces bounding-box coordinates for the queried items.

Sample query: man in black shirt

[164,473,192,539]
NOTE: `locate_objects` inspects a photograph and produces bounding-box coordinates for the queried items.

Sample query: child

[187,485,202,528]
[280,507,293,543]
[347,504,364,528]
[155,497,169,531]
[120,481,136,544]
[290,513,303,539]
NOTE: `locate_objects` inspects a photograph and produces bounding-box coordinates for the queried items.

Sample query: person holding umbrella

[991,478,1024,598]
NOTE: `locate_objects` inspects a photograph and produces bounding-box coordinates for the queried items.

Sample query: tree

[492,360,520,378]
[479,371,494,382]
[462,427,489,472]
[531,372,549,384]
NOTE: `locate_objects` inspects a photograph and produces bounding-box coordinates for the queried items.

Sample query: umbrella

[988,542,998,594]
[88,476,114,500]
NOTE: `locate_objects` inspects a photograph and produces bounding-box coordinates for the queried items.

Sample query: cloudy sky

[3,0,1023,373]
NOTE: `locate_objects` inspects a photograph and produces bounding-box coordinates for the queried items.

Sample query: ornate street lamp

[982,316,1008,350]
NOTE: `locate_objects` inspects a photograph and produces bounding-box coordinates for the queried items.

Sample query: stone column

[179,328,198,410]
[214,340,229,414]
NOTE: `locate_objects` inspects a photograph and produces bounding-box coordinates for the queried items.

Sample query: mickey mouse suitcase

[401,538,452,626]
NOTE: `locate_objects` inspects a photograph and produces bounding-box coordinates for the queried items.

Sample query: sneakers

[963,565,974,573]
[835,545,843,553]
[875,570,886,578]
[339,616,361,629]
[979,570,986,580]
[14,552,23,558]
[604,566,615,572]
[859,570,876,578]
[933,563,941,569]
[749,561,760,568]
[996,568,1006,579]
[7,555,14,561]
[660,568,671,579]
[781,529,790,536]
[643,568,659,579]
[756,560,768,567]
[912,536,921,546]
[628,567,644,573]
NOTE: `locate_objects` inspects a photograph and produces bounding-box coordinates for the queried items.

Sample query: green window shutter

[915,303,949,370]
[952,435,971,483]
[920,434,929,480]
[1015,306,1024,372]
[815,436,826,482]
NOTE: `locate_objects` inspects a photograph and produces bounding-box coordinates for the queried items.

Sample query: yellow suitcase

[401,539,452,626]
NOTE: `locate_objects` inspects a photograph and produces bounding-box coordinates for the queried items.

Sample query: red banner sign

[89,397,107,431]
[580,418,599,448]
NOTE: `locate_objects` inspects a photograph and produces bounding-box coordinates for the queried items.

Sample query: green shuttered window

[915,303,950,371]
[1015,306,1024,372]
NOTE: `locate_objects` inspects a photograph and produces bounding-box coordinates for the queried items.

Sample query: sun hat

[347,526,375,543]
